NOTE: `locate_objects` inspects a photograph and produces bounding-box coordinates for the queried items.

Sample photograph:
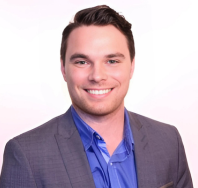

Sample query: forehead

[66,25,130,59]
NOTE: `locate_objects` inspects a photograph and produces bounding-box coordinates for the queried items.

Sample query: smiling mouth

[86,89,112,95]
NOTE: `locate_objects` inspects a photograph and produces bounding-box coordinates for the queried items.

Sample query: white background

[0,0,197,186]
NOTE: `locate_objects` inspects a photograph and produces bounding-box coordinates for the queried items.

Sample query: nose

[88,63,107,82]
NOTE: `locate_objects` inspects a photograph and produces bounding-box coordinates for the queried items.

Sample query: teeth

[87,89,111,95]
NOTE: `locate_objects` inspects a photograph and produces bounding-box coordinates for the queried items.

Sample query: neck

[73,104,125,156]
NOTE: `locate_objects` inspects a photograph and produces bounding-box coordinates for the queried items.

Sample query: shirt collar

[71,106,134,152]
[124,108,134,154]
[71,106,95,150]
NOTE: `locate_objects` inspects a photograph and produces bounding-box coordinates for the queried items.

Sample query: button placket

[96,135,100,140]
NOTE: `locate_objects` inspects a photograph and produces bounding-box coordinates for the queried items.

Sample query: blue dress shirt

[71,106,138,188]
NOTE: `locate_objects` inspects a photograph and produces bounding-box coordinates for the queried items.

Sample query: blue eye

[108,60,118,64]
[76,61,87,64]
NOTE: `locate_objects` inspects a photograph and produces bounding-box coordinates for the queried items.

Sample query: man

[0,5,193,188]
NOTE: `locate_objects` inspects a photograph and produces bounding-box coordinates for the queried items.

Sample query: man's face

[61,25,134,116]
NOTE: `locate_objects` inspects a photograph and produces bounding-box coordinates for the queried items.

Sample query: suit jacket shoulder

[0,108,95,188]
[127,111,193,188]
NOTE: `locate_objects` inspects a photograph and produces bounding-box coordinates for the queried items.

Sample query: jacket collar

[128,111,157,187]
[55,107,157,188]
[55,107,96,188]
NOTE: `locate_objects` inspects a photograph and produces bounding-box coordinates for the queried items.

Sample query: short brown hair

[60,5,135,66]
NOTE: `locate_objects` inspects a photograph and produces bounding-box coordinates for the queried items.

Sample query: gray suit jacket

[0,108,193,188]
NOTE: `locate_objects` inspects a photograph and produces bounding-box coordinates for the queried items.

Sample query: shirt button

[96,135,100,140]
[110,163,113,166]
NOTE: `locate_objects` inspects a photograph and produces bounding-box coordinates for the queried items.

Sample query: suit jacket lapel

[55,108,95,188]
[128,111,157,188]
[54,108,157,188]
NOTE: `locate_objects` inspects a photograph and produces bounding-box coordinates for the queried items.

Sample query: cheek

[66,68,87,87]
[110,67,131,84]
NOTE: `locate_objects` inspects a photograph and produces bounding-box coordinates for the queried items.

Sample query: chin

[84,108,112,116]
[73,101,124,117]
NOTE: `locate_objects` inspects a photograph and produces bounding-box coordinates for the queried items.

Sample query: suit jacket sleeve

[174,127,193,188]
[0,139,37,188]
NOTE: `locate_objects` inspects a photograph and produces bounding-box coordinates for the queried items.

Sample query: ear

[130,58,135,79]
[60,58,67,82]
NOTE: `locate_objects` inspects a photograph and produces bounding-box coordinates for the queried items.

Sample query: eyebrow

[70,53,89,62]
[69,52,125,62]
[105,53,125,59]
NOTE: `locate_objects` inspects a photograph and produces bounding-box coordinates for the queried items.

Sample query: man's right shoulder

[9,108,74,149]
[14,114,62,141]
